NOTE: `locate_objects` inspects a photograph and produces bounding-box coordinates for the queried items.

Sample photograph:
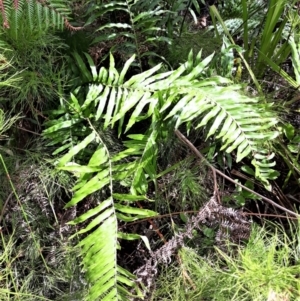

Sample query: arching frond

[44,50,279,300]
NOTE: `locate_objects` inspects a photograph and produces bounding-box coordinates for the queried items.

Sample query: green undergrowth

[159,30,221,68]
[155,156,209,214]
[0,145,86,300]
[152,223,300,301]
[1,36,68,115]
[0,230,85,301]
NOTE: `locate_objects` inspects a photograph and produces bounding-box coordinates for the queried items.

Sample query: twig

[174,130,300,218]
[136,201,167,244]
[119,211,300,231]
[0,191,13,224]
[15,125,41,136]
[174,130,220,203]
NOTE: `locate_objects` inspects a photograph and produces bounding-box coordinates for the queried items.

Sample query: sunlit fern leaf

[44,111,155,299]
[51,50,279,185]
[44,50,280,300]
[164,83,279,166]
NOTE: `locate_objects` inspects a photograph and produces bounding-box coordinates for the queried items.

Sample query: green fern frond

[44,126,153,300]
[0,0,73,33]
[85,0,171,68]
[44,50,280,299]
[44,100,156,299]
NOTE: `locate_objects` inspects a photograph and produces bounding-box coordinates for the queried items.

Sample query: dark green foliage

[159,31,221,68]
[83,0,199,69]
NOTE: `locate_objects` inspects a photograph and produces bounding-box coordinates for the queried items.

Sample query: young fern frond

[44,51,279,300]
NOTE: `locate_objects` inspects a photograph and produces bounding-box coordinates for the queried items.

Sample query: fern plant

[0,1,76,114]
[0,0,77,64]
[0,0,74,32]
[84,0,195,69]
[43,49,280,300]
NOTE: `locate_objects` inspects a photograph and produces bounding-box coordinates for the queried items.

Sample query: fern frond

[1,0,10,28]
[0,0,73,33]
[85,0,171,68]
[44,50,280,299]
[63,50,279,184]
[44,111,155,300]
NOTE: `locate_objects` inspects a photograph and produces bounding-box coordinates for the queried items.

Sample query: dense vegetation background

[0,0,300,300]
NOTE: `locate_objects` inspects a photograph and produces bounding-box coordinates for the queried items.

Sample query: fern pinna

[43,51,279,300]
[0,0,78,31]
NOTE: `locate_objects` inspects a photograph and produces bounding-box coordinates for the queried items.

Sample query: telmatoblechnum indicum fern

[43,50,279,300]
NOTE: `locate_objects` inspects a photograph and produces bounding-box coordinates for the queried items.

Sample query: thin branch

[174,130,220,203]
[119,210,300,231]
[0,191,13,224]
[174,129,300,218]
